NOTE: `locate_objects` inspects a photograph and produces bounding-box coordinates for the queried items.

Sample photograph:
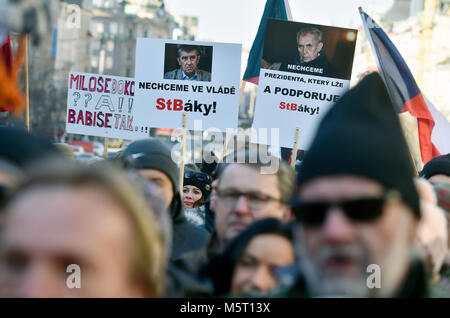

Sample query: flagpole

[24,34,30,132]
[222,131,230,161]
[359,7,409,115]
[179,112,187,192]
[222,81,247,160]
[98,49,108,158]
[290,127,300,168]
[358,7,388,85]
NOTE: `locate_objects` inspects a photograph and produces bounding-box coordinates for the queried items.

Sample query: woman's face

[182,185,203,208]
[231,234,295,296]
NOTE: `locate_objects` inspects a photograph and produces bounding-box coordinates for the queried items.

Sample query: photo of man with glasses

[164,44,211,82]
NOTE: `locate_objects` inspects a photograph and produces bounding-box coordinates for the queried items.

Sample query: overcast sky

[164,0,394,50]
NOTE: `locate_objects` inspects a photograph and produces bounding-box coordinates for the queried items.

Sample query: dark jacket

[168,226,218,297]
[203,199,215,233]
[172,230,222,281]
[166,262,213,297]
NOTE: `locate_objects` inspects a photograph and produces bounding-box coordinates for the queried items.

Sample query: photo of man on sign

[261,19,356,80]
[295,27,336,77]
[164,44,212,82]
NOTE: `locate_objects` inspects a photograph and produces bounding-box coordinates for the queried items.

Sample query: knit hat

[121,138,179,191]
[419,154,450,179]
[183,170,212,199]
[296,73,420,216]
[0,126,59,168]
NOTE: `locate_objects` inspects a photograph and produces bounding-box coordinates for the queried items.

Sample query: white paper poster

[134,39,242,131]
[66,72,148,139]
[252,19,358,149]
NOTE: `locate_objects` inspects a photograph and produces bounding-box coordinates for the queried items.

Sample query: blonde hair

[4,159,166,296]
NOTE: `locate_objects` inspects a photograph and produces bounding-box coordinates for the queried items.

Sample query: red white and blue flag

[359,8,450,164]
[243,0,291,84]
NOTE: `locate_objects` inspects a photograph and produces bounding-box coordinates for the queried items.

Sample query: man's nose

[232,195,251,217]
[250,266,275,293]
[322,207,357,244]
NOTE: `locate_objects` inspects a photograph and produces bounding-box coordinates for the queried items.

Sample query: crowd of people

[0,73,449,298]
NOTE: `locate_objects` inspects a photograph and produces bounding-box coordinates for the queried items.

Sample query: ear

[177,57,182,66]
[317,42,323,52]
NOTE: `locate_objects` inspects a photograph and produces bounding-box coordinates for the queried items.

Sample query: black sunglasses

[292,191,401,227]
[184,171,210,182]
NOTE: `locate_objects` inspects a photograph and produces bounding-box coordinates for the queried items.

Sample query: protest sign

[251,19,357,149]
[66,72,148,139]
[134,39,241,131]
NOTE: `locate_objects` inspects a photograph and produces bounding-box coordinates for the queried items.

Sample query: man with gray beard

[284,73,441,297]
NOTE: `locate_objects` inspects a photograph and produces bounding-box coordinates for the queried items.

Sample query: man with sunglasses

[287,73,437,297]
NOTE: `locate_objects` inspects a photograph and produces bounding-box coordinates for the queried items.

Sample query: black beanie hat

[419,153,450,179]
[121,138,179,191]
[183,170,212,199]
[297,73,420,217]
[0,126,59,168]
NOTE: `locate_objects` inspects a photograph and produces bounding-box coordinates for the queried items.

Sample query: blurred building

[19,0,198,140]
[356,0,450,120]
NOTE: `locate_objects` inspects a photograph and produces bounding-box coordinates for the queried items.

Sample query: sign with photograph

[134,39,242,131]
[252,19,358,149]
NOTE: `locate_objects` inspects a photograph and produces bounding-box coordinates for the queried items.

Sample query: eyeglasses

[216,189,281,211]
[291,190,401,227]
[184,171,211,182]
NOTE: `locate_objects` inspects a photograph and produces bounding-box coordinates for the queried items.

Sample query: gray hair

[297,27,322,43]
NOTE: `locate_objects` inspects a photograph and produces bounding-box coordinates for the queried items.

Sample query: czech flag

[243,0,291,84]
[359,8,450,164]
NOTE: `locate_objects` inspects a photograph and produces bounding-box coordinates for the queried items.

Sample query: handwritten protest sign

[134,39,241,131]
[66,72,148,139]
[251,19,357,149]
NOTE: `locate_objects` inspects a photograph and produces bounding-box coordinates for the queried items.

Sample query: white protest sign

[134,39,241,131]
[252,19,357,149]
[66,72,148,139]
